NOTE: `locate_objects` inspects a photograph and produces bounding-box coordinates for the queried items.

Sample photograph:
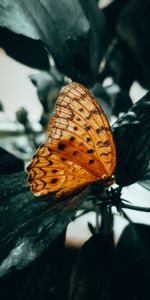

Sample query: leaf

[112,90,132,117]
[117,0,150,89]
[0,230,66,300]
[103,0,150,89]
[69,234,114,300]
[112,223,150,300]
[102,0,127,38]
[138,163,150,191]
[98,38,136,90]
[112,91,150,186]
[0,27,50,70]
[0,147,24,175]
[0,0,107,85]
[69,223,150,300]
[0,171,89,277]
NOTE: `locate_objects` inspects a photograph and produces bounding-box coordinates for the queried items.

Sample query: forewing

[48,82,116,178]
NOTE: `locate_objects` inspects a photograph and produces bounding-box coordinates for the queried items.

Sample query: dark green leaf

[113,91,150,186]
[112,223,150,300]
[0,27,49,70]
[0,148,24,175]
[0,0,107,85]
[0,230,66,300]
[0,171,89,277]
[138,163,150,191]
[69,234,114,300]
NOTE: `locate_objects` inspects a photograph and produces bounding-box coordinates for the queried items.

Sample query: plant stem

[121,202,150,212]
[95,205,99,233]
[100,205,114,244]
[120,209,132,222]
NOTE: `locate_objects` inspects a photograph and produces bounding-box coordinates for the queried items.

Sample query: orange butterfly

[27,82,116,199]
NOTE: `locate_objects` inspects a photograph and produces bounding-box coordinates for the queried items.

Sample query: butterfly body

[27,82,116,199]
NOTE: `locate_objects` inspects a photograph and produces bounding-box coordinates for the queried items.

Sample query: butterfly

[27,82,116,199]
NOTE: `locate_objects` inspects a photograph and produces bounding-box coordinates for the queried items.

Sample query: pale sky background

[0,49,42,122]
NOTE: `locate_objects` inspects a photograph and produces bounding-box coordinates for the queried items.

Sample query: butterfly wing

[27,144,96,198]
[47,82,116,177]
[27,82,116,198]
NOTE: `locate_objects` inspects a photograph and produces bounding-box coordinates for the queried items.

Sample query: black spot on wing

[52,169,57,173]
[58,143,66,150]
[73,150,78,156]
[85,125,91,131]
[87,149,94,153]
[61,157,67,161]
[51,178,58,183]
[86,137,91,142]
[89,159,94,164]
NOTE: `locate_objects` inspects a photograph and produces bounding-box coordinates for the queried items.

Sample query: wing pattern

[27,82,116,198]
